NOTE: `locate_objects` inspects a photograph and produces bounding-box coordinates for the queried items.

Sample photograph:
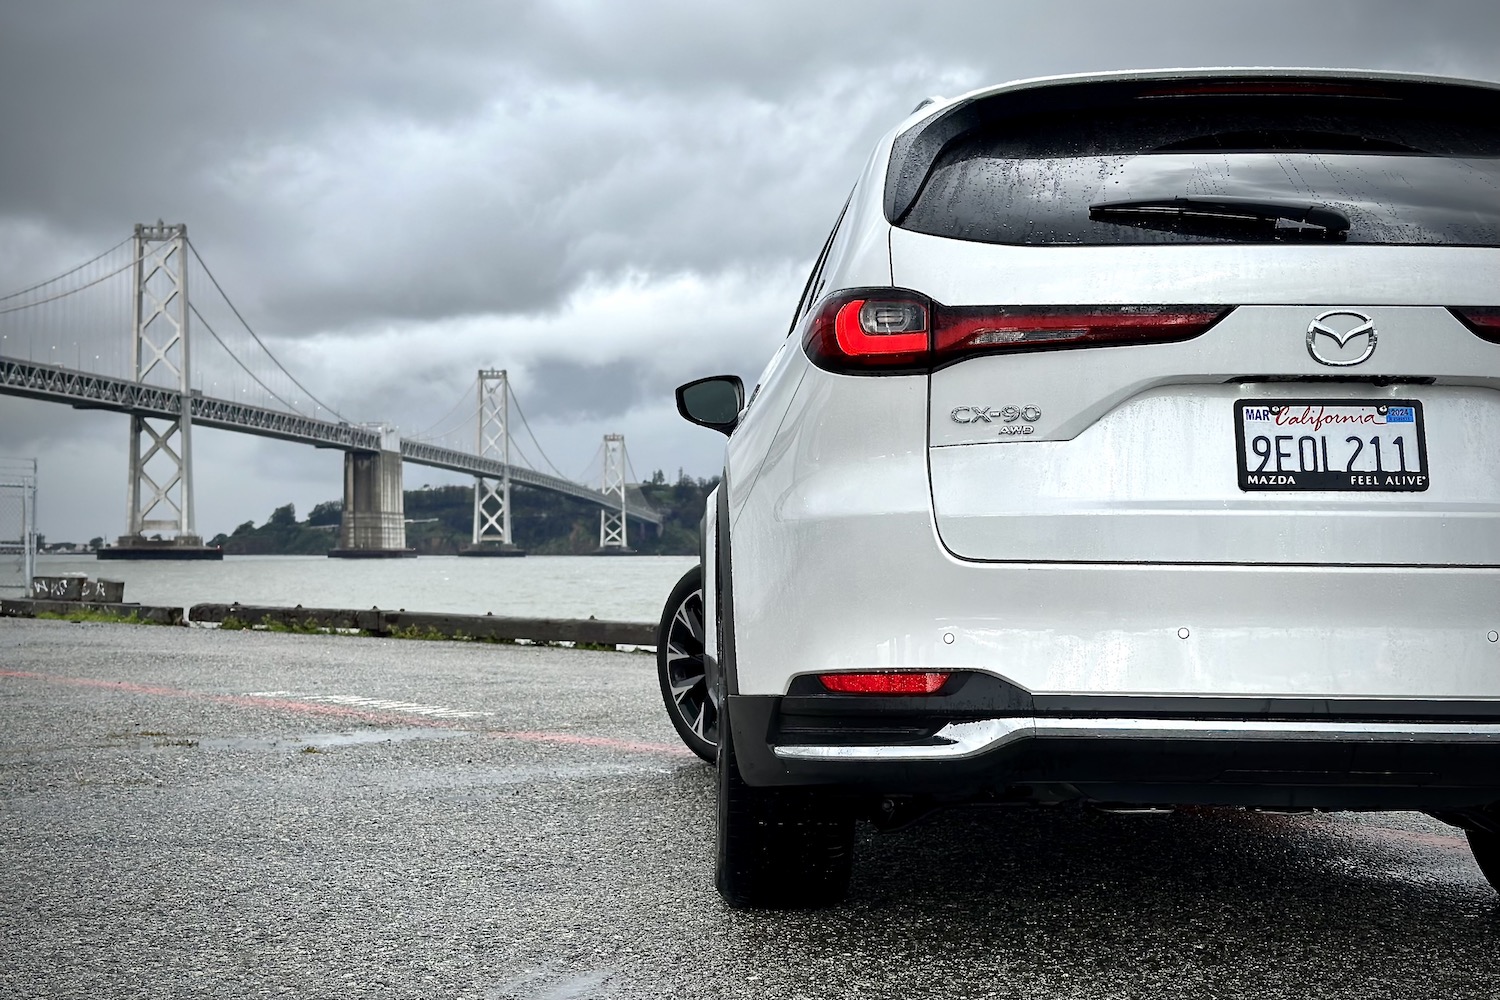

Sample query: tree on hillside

[307,501,342,526]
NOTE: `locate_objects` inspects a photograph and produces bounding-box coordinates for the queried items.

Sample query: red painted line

[1,669,193,699]
[1353,826,1469,851]
[0,669,692,757]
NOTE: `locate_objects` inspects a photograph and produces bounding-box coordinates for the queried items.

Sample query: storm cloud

[2,0,1497,539]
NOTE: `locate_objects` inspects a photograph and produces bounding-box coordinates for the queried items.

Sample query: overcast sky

[2,0,1498,543]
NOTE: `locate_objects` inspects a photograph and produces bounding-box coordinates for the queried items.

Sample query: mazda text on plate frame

[653,68,1500,909]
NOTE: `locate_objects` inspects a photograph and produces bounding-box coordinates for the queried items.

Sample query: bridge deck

[0,355,661,525]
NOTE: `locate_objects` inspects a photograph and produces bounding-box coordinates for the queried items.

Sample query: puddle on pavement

[199,727,471,752]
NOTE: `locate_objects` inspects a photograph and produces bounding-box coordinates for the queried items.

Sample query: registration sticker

[1234,400,1429,492]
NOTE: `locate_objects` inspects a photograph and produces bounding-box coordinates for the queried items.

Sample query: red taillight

[803,288,1228,373]
[834,299,929,356]
[818,671,950,695]
[934,305,1229,360]
[805,292,931,371]
[1451,307,1500,343]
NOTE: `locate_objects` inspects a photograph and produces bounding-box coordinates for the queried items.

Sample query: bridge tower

[102,222,219,560]
[459,369,524,556]
[594,433,635,555]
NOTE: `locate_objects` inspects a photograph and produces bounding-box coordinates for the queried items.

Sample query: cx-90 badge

[1306,310,1377,367]
[951,404,1042,435]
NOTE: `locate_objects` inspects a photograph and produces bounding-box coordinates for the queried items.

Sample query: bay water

[29,553,697,623]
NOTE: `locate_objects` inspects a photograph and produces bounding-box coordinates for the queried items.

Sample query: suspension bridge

[0,223,659,559]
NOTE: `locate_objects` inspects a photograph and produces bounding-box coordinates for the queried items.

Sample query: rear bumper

[728,694,1500,811]
[776,715,1500,760]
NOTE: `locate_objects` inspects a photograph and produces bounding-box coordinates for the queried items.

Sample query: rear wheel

[1467,829,1500,893]
[656,566,716,762]
[715,697,854,909]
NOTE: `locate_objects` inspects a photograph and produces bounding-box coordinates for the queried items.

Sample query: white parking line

[245,692,490,719]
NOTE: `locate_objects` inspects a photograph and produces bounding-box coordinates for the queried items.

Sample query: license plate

[1235,399,1429,492]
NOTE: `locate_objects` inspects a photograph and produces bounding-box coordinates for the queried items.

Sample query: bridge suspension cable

[185,239,347,421]
[0,255,137,316]
[577,440,605,487]
[509,389,570,480]
[409,373,480,441]
[406,374,571,484]
[507,436,541,472]
[188,303,317,417]
[0,235,132,303]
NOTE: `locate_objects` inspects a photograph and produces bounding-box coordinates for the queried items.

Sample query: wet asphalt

[3,618,1500,999]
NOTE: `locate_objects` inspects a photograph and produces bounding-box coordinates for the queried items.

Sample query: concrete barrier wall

[31,577,125,602]
[191,603,655,647]
[3,598,656,648]
[2,599,183,624]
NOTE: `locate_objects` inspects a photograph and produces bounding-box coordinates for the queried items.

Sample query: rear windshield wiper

[1089,196,1351,236]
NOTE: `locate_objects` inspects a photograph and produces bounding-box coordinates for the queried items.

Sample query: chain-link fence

[0,458,38,597]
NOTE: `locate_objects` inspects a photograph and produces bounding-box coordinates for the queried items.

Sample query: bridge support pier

[329,427,414,558]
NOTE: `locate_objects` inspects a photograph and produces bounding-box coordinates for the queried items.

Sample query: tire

[715,696,855,909]
[1467,829,1500,893]
[656,566,716,762]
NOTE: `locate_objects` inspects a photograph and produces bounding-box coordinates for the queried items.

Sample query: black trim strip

[1030,693,1500,723]
[716,477,738,698]
[782,673,1500,724]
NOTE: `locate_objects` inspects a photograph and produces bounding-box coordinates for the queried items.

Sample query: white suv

[656,68,1500,908]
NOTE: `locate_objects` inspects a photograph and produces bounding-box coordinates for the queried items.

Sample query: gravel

[4,618,1500,999]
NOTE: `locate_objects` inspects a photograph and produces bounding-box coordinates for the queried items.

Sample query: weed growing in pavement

[219,616,335,634]
[262,619,328,635]
[34,609,161,626]
[388,624,448,641]
[439,632,518,644]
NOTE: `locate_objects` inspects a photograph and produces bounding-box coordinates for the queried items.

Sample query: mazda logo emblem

[1306,310,1377,366]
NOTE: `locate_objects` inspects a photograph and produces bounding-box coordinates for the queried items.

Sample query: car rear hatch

[887,72,1500,566]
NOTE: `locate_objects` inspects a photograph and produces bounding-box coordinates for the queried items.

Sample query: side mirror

[675,375,744,436]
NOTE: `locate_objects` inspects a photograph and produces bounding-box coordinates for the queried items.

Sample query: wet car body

[666,68,1500,907]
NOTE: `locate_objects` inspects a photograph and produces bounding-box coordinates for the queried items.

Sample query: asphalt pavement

[4,618,1500,999]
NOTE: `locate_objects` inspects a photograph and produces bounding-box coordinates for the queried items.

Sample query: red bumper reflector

[818,672,950,695]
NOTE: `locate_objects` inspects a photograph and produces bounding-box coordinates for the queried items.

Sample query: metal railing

[0,458,37,596]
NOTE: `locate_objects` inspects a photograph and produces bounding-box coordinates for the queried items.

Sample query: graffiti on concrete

[30,576,125,602]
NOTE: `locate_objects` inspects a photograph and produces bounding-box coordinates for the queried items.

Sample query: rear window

[896,92,1500,247]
